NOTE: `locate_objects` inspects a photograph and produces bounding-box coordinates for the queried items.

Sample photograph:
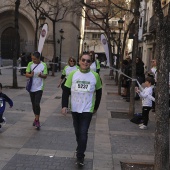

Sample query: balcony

[149,2,170,33]
[149,15,156,33]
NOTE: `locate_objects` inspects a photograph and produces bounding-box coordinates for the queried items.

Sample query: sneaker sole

[75,162,84,167]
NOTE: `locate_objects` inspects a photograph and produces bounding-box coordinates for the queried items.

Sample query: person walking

[0,83,13,128]
[61,53,102,167]
[136,77,155,130]
[89,51,100,74]
[58,57,78,89]
[25,51,47,129]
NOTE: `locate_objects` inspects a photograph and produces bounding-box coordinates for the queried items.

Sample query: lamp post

[115,18,124,85]
[93,41,97,51]
[84,42,87,53]
[58,29,64,71]
[77,35,81,62]
[111,30,117,54]
[39,14,46,28]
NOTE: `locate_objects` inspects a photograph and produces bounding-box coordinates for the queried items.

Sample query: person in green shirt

[26,51,47,129]
[61,53,102,167]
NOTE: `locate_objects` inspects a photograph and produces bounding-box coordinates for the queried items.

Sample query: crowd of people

[121,55,157,130]
[1,49,159,166]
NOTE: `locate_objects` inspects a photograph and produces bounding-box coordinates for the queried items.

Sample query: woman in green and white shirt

[26,51,47,129]
[58,57,79,89]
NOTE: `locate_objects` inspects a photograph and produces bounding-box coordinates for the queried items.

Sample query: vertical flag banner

[101,34,110,67]
[38,23,48,54]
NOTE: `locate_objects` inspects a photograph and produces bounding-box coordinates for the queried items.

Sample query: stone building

[0,0,84,67]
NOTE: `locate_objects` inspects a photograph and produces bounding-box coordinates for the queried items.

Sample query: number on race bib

[76,81,90,92]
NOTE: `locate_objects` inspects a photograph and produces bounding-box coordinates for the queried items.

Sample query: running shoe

[139,125,147,130]
[35,120,40,129]
[76,158,84,167]
[138,123,143,127]
[2,117,6,125]
[33,119,36,126]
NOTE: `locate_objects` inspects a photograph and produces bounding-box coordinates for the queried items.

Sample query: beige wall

[0,0,83,68]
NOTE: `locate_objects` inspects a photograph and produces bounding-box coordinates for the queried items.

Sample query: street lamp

[39,14,46,27]
[58,29,64,71]
[84,42,87,53]
[93,41,98,51]
[111,30,117,54]
[77,35,81,62]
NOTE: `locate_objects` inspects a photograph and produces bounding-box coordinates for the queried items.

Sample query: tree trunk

[129,1,140,117]
[34,11,38,51]
[13,0,20,88]
[118,19,134,95]
[51,21,56,76]
[153,0,170,169]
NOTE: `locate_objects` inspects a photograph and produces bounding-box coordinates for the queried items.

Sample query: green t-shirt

[65,69,102,113]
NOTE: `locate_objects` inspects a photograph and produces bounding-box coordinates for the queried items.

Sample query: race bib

[75,81,90,92]
[0,99,3,107]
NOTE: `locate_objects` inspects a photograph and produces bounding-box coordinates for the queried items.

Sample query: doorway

[1,27,16,59]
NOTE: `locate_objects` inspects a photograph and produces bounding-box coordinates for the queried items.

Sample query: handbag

[26,64,39,92]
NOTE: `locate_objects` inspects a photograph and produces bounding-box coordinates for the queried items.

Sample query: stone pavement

[0,68,156,170]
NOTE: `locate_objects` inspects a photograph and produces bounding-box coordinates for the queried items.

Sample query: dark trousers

[0,112,4,123]
[142,106,151,126]
[72,112,92,159]
[29,90,43,115]
[152,89,155,110]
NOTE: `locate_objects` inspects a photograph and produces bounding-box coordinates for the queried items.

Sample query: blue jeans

[72,112,92,159]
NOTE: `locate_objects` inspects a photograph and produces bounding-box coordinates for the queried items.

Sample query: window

[109,20,118,27]
[92,33,101,39]
[139,18,143,27]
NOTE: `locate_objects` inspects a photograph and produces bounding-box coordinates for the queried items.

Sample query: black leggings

[29,90,43,115]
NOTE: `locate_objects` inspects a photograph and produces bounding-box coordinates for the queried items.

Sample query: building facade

[0,0,84,67]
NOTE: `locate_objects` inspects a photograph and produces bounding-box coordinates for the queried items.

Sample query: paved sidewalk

[0,68,156,170]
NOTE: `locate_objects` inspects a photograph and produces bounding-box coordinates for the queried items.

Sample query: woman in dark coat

[135,57,145,100]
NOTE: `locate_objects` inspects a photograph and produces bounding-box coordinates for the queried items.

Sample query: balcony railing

[149,15,156,32]
[148,2,170,32]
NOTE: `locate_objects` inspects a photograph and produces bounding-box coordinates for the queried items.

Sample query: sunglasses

[69,60,75,62]
[81,58,91,63]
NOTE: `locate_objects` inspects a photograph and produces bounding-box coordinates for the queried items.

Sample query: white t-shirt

[62,65,78,79]
[151,66,157,82]
[65,69,102,113]
[90,62,97,72]
[26,61,47,92]
[139,86,153,107]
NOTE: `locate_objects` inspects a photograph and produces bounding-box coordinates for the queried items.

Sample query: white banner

[38,24,48,54]
[101,34,110,67]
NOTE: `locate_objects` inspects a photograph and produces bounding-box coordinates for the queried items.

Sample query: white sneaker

[139,125,147,130]
[2,117,6,125]
[138,123,143,127]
